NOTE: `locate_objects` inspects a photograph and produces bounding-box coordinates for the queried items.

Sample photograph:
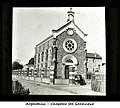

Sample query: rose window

[63,38,77,53]
[65,40,74,51]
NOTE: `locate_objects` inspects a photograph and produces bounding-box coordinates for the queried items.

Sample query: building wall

[56,30,86,78]
[87,58,102,73]
[94,59,102,67]
[34,30,102,81]
[35,38,54,77]
[101,64,106,75]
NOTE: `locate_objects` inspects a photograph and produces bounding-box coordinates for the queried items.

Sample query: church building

[34,8,102,84]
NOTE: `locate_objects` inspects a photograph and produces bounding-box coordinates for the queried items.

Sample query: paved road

[12,77,105,95]
[13,78,76,95]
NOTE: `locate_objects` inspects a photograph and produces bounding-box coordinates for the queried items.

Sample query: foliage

[28,58,34,65]
[12,80,30,95]
[12,61,23,70]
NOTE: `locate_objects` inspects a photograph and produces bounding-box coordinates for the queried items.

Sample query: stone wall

[35,29,86,80]
[56,30,86,78]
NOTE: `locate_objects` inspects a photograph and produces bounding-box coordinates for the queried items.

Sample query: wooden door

[65,65,69,79]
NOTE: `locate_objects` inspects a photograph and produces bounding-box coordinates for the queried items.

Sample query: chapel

[34,8,102,84]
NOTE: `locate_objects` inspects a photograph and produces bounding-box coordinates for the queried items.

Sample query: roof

[87,53,102,59]
[52,21,72,32]
[52,20,86,35]
[36,21,72,47]
[36,20,86,47]
[36,21,71,46]
[36,13,87,47]
[36,35,53,47]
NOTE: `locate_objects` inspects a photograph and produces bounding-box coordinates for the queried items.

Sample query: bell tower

[67,8,75,22]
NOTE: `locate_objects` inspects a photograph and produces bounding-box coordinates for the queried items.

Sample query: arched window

[62,54,78,65]
[66,59,73,63]
[48,47,52,67]
[46,49,48,61]
[41,52,44,62]
[38,53,40,63]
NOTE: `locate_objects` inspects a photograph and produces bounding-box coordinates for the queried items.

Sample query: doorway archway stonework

[62,55,78,79]
[62,54,78,65]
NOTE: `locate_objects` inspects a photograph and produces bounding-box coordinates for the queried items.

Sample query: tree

[12,61,23,70]
[28,58,34,65]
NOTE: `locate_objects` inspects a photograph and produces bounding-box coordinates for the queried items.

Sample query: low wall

[29,77,35,81]
[35,77,42,82]
[41,78,50,84]
[25,76,30,80]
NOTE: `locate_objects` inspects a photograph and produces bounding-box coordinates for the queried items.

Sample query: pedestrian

[79,75,86,85]
[75,75,80,85]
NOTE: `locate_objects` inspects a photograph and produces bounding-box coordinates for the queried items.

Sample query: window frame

[63,38,77,53]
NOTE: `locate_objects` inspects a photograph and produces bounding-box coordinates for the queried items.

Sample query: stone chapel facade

[34,8,102,84]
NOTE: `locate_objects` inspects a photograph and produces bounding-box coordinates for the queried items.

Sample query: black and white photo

[12,7,106,95]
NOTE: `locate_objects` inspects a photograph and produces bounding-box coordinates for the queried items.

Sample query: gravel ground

[12,77,106,95]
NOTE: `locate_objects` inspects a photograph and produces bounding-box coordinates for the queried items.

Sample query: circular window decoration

[63,38,77,53]
[67,29,74,35]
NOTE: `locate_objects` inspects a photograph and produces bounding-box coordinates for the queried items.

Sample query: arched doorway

[62,55,78,79]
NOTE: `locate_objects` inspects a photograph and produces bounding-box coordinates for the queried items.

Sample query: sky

[12,7,105,65]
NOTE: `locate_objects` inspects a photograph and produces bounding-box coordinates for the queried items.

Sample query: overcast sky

[12,7,105,65]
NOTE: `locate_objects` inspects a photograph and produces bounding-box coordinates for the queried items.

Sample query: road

[12,77,105,95]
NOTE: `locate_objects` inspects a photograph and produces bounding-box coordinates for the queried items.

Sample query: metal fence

[12,69,36,77]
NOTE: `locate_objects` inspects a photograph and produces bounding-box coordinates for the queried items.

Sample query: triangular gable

[36,21,88,47]
[52,21,88,42]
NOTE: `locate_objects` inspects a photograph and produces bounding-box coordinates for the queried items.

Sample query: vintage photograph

[12,7,106,95]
